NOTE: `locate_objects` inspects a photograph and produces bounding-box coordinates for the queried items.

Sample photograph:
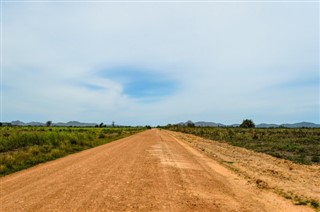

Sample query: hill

[177,121,320,128]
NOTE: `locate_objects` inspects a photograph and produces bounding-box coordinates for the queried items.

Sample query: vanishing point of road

[1,129,310,211]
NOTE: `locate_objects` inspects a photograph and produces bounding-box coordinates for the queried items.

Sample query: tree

[240,119,255,128]
[112,121,115,127]
[186,120,195,127]
[46,121,52,127]
[99,122,104,128]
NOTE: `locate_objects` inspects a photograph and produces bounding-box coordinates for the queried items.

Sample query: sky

[1,1,319,126]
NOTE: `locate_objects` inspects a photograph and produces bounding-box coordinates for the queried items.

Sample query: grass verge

[165,126,320,165]
[0,126,145,176]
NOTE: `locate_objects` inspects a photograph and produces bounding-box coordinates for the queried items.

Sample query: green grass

[276,190,319,209]
[0,126,145,176]
[165,126,320,165]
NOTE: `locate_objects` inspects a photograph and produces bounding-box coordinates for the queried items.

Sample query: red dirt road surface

[1,129,312,211]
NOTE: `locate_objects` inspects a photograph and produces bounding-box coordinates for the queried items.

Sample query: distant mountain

[54,121,98,127]
[10,120,46,126]
[11,120,26,126]
[9,120,98,127]
[256,122,320,128]
[177,121,225,127]
[176,121,320,128]
[256,123,279,128]
[27,122,45,126]
[195,121,225,127]
[176,122,185,126]
[6,120,320,128]
[281,122,320,128]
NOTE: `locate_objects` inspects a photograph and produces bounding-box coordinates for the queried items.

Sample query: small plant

[311,200,319,209]
[70,139,77,145]
[295,200,308,206]
[98,133,106,139]
[311,155,320,163]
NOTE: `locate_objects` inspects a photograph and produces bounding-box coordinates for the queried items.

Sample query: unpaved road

[0,129,312,211]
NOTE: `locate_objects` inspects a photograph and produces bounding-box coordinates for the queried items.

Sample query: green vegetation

[240,119,255,128]
[186,121,195,127]
[46,121,52,127]
[277,190,319,209]
[0,126,145,176]
[166,126,320,165]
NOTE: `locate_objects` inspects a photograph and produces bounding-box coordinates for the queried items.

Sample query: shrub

[311,156,320,163]
[98,133,106,139]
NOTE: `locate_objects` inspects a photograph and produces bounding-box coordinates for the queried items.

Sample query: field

[165,126,320,165]
[0,126,145,176]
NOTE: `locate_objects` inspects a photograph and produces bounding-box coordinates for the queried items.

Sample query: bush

[311,156,320,163]
[98,133,106,139]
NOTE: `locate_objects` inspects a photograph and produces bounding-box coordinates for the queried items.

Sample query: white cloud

[2,2,319,125]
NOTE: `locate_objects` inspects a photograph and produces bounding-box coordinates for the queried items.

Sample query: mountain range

[177,121,320,128]
[8,121,98,127]
[3,120,320,128]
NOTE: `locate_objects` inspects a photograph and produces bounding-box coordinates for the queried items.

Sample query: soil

[166,130,320,210]
[0,129,314,211]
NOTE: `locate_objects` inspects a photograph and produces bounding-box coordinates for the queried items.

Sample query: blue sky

[98,67,178,99]
[1,2,319,125]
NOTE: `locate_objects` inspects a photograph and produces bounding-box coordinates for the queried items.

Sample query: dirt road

[1,129,312,211]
